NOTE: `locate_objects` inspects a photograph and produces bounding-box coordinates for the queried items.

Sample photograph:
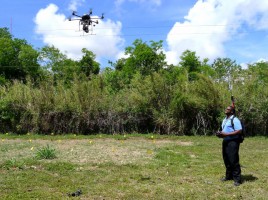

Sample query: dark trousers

[222,139,241,183]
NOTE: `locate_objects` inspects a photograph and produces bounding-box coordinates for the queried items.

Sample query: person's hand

[216,131,226,138]
[216,131,222,138]
[219,132,227,138]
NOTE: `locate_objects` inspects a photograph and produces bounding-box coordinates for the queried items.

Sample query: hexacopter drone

[69,9,104,34]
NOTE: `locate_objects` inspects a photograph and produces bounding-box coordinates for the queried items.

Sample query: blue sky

[1,0,268,68]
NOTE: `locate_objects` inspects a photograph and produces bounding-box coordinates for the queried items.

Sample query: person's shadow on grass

[242,174,258,183]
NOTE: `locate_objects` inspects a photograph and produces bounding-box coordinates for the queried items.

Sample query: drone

[69,9,104,34]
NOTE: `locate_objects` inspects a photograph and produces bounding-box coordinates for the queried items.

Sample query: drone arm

[91,20,98,24]
[72,13,82,18]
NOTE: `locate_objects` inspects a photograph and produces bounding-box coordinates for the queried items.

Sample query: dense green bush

[1,28,267,135]
[1,63,267,135]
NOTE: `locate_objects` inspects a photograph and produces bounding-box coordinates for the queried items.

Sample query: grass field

[0,134,267,199]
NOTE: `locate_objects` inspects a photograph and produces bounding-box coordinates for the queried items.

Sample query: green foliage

[1,55,267,135]
[0,29,268,135]
[248,61,268,85]
[38,45,67,70]
[179,50,211,81]
[79,48,100,76]
[38,45,100,84]
[116,39,167,76]
[0,27,12,39]
[0,75,6,85]
[35,144,57,159]
[211,57,241,85]
[179,50,202,73]
[0,28,42,82]
[0,98,22,133]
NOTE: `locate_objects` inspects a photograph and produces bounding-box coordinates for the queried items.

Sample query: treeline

[0,28,268,135]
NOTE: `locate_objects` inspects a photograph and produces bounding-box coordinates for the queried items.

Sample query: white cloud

[165,0,268,65]
[68,0,85,11]
[241,58,268,69]
[116,50,129,60]
[34,4,124,63]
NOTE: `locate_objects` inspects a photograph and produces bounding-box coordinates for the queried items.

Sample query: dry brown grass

[0,138,193,165]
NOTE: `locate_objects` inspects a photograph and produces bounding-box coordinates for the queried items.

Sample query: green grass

[35,145,57,160]
[0,134,267,199]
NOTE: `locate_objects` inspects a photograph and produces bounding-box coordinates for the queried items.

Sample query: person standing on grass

[216,105,242,186]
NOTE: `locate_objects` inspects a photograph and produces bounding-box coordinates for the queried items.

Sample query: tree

[0,27,12,39]
[18,45,41,80]
[179,50,208,81]
[179,50,201,73]
[0,28,41,82]
[79,48,100,77]
[123,39,167,76]
[211,58,241,86]
[38,45,67,71]
[248,61,268,85]
[38,45,81,83]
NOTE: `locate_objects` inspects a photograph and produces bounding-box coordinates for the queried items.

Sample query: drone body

[69,9,104,34]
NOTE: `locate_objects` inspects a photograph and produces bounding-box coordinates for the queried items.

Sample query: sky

[1,0,268,68]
